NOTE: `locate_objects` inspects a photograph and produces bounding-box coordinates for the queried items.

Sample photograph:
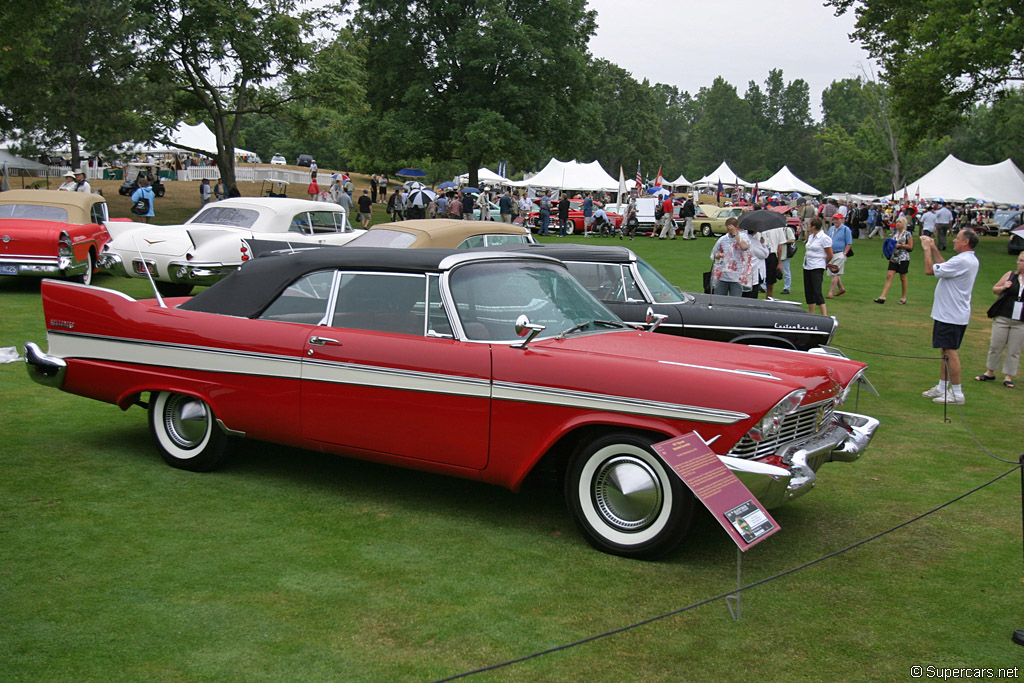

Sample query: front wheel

[700,224,713,237]
[565,433,694,559]
[564,219,575,234]
[149,392,229,472]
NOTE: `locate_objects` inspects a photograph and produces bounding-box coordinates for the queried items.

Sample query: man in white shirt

[920,205,938,238]
[920,229,980,405]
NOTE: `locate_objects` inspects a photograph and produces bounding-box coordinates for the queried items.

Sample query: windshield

[189,206,260,228]
[637,258,686,303]
[449,260,621,342]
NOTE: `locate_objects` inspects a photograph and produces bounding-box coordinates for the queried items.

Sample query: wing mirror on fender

[645,306,668,332]
[514,314,545,349]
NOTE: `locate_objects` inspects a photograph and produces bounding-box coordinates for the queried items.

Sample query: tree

[828,0,1024,140]
[351,0,596,188]
[686,78,754,179]
[578,60,664,175]
[0,0,157,169]
[135,0,340,186]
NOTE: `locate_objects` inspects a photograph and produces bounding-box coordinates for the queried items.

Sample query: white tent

[515,158,618,191]
[129,122,258,160]
[692,161,753,188]
[758,165,821,195]
[899,155,1024,205]
[456,167,507,185]
[0,149,48,172]
[667,174,691,187]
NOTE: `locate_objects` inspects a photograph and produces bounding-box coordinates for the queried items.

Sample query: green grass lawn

[1,222,1022,681]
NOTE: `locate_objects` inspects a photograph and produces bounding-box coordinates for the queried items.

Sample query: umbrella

[403,180,425,190]
[396,168,426,178]
[647,186,670,197]
[407,188,437,208]
[461,186,481,195]
[437,181,457,189]
[738,209,787,233]
[796,197,807,205]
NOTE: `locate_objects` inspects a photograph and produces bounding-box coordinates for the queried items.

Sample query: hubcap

[163,395,210,450]
[592,456,663,532]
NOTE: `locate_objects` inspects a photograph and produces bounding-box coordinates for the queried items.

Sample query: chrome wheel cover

[162,394,211,450]
[592,455,663,532]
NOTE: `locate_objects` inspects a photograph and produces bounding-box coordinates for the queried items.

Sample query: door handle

[309,336,340,346]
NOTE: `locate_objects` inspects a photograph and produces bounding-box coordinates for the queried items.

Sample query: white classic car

[98,197,362,296]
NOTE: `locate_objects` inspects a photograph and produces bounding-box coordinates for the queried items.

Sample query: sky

[585,0,876,119]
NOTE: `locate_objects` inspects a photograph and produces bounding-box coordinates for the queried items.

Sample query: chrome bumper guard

[24,342,67,389]
[167,261,238,286]
[722,410,879,509]
[97,252,128,278]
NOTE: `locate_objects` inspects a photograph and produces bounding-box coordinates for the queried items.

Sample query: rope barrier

[435,464,1021,682]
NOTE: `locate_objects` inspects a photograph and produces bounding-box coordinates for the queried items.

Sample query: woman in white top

[802,216,836,315]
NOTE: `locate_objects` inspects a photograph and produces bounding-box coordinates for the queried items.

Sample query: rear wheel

[565,432,694,559]
[564,219,576,234]
[73,251,94,286]
[149,392,229,472]
[155,281,194,297]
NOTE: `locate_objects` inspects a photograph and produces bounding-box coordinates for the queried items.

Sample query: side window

[258,270,335,324]
[483,234,530,247]
[426,274,453,337]
[565,262,629,302]
[458,235,486,250]
[308,211,343,234]
[90,202,107,225]
[289,212,312,235]
[330,273,426,336]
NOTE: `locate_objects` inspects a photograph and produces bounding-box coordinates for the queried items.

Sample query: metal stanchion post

[1014,454,1024,647]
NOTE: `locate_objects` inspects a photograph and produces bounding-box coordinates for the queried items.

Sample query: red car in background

[0,190,111,285]
[769,204,803,238]
[527,198,624,234]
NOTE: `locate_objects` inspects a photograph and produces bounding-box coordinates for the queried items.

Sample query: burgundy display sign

[653,432,780,550]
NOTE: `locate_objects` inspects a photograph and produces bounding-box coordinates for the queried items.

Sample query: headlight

[748,389,806,442]
[836,368,866,406]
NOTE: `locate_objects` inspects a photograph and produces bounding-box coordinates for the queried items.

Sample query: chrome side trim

[493,380,749,424]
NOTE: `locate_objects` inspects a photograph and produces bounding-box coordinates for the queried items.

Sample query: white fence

[25,165,326,185]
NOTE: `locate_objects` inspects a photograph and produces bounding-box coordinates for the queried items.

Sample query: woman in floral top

[710,217,750,296]
[875,216,914,304]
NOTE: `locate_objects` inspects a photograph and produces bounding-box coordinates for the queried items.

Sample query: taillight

[58,233,73,257]
[240,244,249,262]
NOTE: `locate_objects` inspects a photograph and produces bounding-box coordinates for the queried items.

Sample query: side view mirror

[645,306,668,333]
[514,314,545,349]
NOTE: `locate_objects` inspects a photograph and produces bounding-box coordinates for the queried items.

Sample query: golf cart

[117,163,167,198]
[260,178,290,198]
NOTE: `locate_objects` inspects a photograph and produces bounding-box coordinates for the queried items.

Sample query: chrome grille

[728,400,835,459]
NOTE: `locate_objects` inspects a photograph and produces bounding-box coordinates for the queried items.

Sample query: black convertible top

[178,247,558,318]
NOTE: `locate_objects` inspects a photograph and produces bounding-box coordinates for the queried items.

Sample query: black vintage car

[498,244,838,351]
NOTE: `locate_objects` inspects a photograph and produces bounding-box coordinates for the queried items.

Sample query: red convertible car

[527,199,624,234]
[25,248,878,559]
[0,189,110,285]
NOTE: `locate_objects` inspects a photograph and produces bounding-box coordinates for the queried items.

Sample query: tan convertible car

[343,218,537,249]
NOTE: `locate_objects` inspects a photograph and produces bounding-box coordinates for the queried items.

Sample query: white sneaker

[922,385,945,399]
[934,392,965,405]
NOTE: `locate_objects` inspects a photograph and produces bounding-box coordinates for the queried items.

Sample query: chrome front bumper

[723,410,879,509]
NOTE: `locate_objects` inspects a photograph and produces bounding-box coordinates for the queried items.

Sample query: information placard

[653,432,780,550]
